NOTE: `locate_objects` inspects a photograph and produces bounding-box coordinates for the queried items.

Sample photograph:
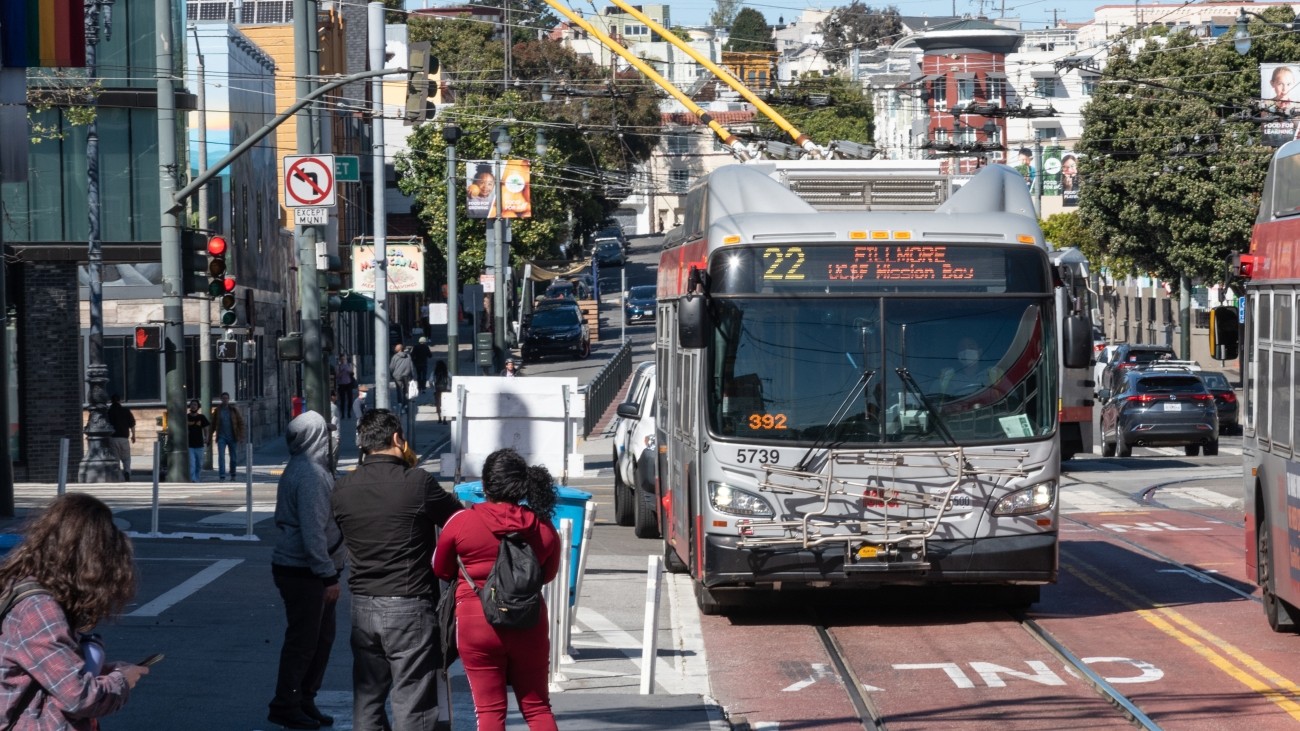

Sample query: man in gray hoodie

[269,411,346,730]
[389,343,415,415]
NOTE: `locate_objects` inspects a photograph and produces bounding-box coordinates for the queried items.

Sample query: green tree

[395,27,661,289]
[1076,18,1300,285]
[726,8,773,53]
[1041,212,1102,265]
[758,73,874,148]
[818,2,902,66]
[709,0,742,28]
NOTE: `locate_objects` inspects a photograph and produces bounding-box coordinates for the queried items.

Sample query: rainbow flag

[1,0,86,68]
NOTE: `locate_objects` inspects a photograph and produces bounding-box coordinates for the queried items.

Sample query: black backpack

[459,529,543,630]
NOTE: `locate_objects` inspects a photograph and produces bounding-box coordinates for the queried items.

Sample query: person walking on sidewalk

[268,412,346,730]
[210,392,246,481]
[106,394,135,481]
[411,337,433,392]
[432,448,561,731]
[185,399,210,483]
[336,355,356,419]
[332,409,462,731]
[389,344,415,414]
[433,360,449,423]
[0,493,150,730]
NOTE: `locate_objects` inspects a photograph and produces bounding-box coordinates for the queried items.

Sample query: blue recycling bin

[454,482,591,606]
[0,534,19,556]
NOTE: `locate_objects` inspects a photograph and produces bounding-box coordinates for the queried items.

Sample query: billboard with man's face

[1261,63,1300,146]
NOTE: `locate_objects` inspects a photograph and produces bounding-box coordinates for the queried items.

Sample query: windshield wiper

[794,369,876,472]
[894,367,956,446]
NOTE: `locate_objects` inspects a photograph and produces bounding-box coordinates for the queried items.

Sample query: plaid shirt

[0,592,130,730]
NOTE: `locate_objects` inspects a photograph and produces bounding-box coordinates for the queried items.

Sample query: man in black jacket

[331,409,461,731]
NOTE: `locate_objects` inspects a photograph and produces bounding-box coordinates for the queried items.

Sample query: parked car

[596,225,628,249]
[1198,370,1240,434]
[520,306,590,362]
[1099,368,1218,457]
[1099,343,1178,397]
[1094,344,1121,393]
[543,280,577,301]
[594,241,625,267]
[624,285,657,322]
[613,362,658,537]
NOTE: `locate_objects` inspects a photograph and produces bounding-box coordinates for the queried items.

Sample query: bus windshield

[708,297,1056,445]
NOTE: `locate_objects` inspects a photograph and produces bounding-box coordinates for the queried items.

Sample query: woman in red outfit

[432,449,561,731]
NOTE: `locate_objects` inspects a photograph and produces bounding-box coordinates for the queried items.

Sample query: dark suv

[1100,343,1176,395]
[521,306,590,362]
[1099,369,1219,457]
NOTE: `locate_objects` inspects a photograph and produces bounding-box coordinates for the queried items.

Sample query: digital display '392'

[748,413,788,430]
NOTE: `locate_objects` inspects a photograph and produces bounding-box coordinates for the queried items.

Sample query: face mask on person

[958,348,980,368]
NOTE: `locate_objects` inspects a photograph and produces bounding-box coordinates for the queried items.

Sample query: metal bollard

[57,437,69,495]
[557,518,574,662]
[245,442,255,537]
[639,554,664,695]
[151,442,161,535]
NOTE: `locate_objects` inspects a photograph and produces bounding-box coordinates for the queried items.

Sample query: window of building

[957,78,974,104]
[987,78,1003,104]
[1080,75,1098,96]
[957,126,976,145]
[668,169,691,194]
[1035,77,1057,97]
[931,77,947,109]
[103,336,163,403]
[1035,126,1064,141]
[933,128,950,143]
[666,134,691,155]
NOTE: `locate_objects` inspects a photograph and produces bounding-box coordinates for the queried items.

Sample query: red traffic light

[207,235,227,257]
[223,277,236,293]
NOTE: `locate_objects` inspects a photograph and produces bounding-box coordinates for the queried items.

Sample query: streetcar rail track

[1016,613,1163,730]
[814,625,887,731]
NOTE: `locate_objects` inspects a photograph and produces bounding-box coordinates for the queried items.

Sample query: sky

[603,0,1109,32]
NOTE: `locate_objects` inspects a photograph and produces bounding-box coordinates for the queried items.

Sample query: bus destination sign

[712,243,1047,294]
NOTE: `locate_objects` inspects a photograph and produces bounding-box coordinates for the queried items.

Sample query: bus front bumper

[700,532,1058,589]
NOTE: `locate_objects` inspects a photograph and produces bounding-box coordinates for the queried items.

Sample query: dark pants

[338,383,355,418]
[415,363,430,391]
[394,378,412,411]
[350,594,440,731]
[270,566,337,716]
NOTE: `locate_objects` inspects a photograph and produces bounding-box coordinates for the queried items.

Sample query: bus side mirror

[1063,314,1091,369]
[1209,305,1240,361]
[678,293,711,349]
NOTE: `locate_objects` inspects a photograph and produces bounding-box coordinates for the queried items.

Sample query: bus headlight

[708,482,774,518]
[993,481,1056,516]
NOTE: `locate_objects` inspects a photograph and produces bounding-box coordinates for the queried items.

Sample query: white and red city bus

[1224,139,1300,632]
[653,163,1092,614]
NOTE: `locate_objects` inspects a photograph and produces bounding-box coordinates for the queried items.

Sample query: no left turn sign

[284,154,336,208]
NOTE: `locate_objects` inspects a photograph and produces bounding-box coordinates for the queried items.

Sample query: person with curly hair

[0,493,148,730]
[432,448,562,731]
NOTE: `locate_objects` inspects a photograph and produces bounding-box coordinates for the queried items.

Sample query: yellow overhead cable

[604,0,826,159]
[537,0,751,160]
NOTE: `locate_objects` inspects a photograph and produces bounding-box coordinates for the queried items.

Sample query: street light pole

[491,126,512,372]
[443,124,462,377]
[79,0,120,483]
[369,2,390,409]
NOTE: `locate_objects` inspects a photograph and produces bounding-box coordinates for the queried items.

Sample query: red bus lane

[830,605,1132,731]
[1041,527,1300,729]
[700,613,866,730]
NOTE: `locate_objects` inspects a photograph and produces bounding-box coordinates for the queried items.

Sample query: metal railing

[581,340,633,436]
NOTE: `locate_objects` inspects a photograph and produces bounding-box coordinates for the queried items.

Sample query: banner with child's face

[465,160,532,219]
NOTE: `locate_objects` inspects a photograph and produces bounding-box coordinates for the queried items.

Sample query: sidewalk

[4,366,726,730]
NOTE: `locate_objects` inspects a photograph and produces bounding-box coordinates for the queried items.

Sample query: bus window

[1273,347,1291,450]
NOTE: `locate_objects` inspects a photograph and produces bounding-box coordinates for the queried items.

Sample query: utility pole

[369,1,391,409]
[79,0,121,483]
[1179,275,1191,359]
[444,124,462,377]
[1033,138,1044,219]
[191,23,215,470]
[295,0,326,418]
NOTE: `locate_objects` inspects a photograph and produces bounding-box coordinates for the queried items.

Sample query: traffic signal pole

[193,25,214,470]
[156,0,189,480]
[295,0,327,419]
[369,1,391,410]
